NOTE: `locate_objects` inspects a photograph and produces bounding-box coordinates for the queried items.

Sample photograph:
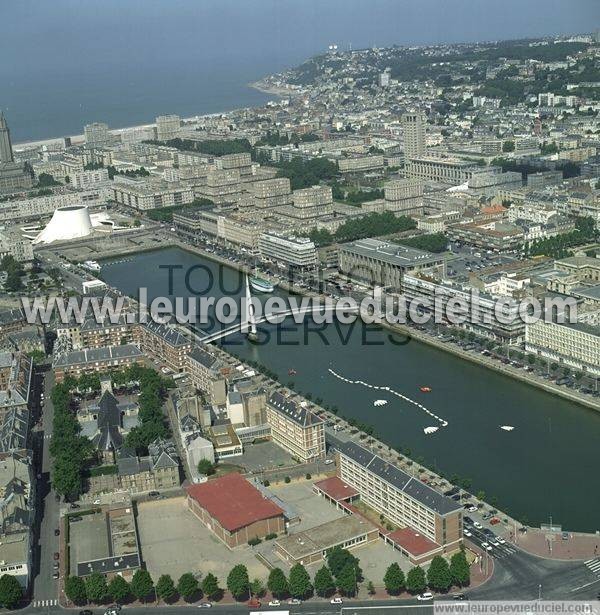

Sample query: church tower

[0,112,15,165]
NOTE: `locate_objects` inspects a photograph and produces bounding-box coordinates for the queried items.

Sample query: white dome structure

[33,205,93,244]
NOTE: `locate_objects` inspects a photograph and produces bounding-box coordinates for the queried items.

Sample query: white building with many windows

[259,232,317,268]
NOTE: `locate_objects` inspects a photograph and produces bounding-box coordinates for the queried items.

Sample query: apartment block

[335,441,463,553]
[266,391,325,462]
[137,322,192,373]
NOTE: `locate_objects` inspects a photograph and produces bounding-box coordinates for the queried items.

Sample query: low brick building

[186,473,285,548]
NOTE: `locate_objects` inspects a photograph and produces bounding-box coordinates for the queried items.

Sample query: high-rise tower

[401,112,426,159]
[0,112,15,164]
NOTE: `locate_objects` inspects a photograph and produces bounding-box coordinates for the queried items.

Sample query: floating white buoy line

[500,425,515,431]
[424,426,439,434]
[328,368,448,428]
[373,399,388,407]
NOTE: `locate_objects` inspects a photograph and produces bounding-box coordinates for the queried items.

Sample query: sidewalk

[506,528,600,561]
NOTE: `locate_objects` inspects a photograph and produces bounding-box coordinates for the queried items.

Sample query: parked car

[463,529,472,538]
[287,599,302,605]
[53,552,59,560]
[268,600,281,607]
[198,603,212,608]
[417,592,434,601]
[481,542,492,551]
[52,572,59,579]
[54,528,60,536]
[473,521,483,530]
[453,593,467,600]
[330,597,343,604]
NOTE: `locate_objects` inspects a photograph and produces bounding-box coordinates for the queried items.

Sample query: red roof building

[186,473,286,548]
[385,527,443,564]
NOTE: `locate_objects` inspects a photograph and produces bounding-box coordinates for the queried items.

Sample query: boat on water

[288,368,297,376]
[82,260,101,271]
[420,386,432,393]
[249,276,275,293]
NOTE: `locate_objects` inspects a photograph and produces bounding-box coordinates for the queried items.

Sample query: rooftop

[340,238,442,268]
[186,473,285,531]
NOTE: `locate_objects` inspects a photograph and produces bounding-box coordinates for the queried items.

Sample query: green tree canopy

[449,551,471,587]
[427,555,453,592]
[406,566,427,594]
[130,569,154,601]
[156,574,176,602]
[336,562,357,597]
[85,572,108,603]
[0,574,23,608]
[383,562,405,595]
[288,563,313,599]
[267,568,289,599]
[227,564,250,600]
[201,573,221,601]
[314,566,335,598]
[108,575,130,602]
[197,458,215,475]
[177,572,199,600]
[65,576,87,604]
[326,546,362,580]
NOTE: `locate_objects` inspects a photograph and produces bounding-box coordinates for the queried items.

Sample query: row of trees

[525,216,597,259]
[274,157,339,190]
[146,137,252,156]
[65,569,220,605]
[309,212,417,246]
[384,552,470,595]
[397,233,448,253]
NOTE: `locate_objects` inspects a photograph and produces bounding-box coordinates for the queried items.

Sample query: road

[30,369,61,608]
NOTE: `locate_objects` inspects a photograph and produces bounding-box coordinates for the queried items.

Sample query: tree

[177,572,199,600]
[336,563,357,597]
[227,564,250,600]
[108,575,130,602]
[0,574,23,608]
[288,563,313,599]
[267,568,289,599]
[202,573,221,601]
[367,580,376,595]
[85,572,108,603]
[383,562,405,595]
[130,569,154,601]
[250,578,266,598]
[197,458,215,475]
[450,551,471,587]
[156,574,176,602]
[314,566,335,598]
[427,556,453,592]
[406,566,427,594]
[326,546,361,579]
[65,576,87,604]
[502,140,515,153]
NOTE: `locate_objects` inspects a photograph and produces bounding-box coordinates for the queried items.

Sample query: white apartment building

[249,177,292,208]
[405,156,478,184]
[70,168,110,190]
[156,114,181,141]
[525,320,600,376]
[112,176,193,210]
[384,178,424,215]
[403,273,525,341]
[258,232,317,268]
[84,122,110,147]
[338,155,384,173]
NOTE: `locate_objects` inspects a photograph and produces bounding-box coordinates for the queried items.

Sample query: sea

[1,0,597,143]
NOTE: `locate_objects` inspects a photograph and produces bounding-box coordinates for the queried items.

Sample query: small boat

[82,260,101,271]
[288,368,297,376]
[249,276,275,293]
[500,425,515,431]
[420,386,432,393]
[373,399,388,407]
[424,426,439,434]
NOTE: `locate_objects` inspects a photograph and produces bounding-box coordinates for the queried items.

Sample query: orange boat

[420,386,432,393]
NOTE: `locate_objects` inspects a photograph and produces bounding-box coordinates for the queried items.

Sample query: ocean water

[0,0,597,142]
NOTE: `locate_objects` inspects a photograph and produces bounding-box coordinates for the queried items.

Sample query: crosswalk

[489,544,517,559]
[32,599,58,607]
[585,558,600,576]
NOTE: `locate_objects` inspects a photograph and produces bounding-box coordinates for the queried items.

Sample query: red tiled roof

[314,476,359,502]
[186,473,284,532]
[387,527,441,557]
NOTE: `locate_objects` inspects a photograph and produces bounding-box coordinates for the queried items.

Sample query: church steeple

[0,112,15,165]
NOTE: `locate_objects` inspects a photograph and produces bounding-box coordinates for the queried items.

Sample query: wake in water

[328,368,448,429]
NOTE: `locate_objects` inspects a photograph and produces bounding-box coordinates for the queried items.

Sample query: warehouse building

[186,473,285,548]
